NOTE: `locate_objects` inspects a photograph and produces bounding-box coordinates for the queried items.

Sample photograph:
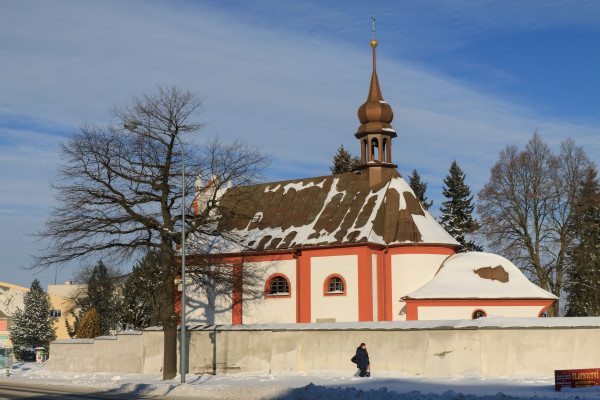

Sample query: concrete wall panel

[50,322,600,378]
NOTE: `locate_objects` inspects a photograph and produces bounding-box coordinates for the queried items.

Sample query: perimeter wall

[49,318,600,377]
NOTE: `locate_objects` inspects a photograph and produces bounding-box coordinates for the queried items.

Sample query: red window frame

[264,274,292,299]
[323,274,346,296]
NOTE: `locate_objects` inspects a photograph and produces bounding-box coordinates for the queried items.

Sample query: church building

[183,36,556,325]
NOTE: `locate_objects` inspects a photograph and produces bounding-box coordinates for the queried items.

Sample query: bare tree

[35,86,270,379]
[477,132,591,316]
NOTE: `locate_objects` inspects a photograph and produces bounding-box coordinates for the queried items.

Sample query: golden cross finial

[371,11,376,39]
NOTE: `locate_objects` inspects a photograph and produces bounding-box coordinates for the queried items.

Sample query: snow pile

[4,362,600,399]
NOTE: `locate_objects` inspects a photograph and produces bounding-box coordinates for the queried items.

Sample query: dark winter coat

[354,346,369,369]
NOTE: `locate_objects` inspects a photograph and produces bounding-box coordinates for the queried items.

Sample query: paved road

[0,381,190,400]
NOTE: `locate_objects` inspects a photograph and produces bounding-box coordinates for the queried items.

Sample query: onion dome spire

[355,14,397,177]
[355,17,395,138]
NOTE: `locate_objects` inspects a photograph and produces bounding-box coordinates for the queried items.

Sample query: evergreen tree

[330,144,361,174]
[9,279,56,361]
[66,260,121,336]
[565,167,600,316]
[408,169,433,210]
[119,250,163,330]
[440,160,482,252]
[76,309,101,339]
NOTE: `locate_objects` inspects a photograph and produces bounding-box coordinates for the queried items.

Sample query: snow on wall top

[404,252,557,300]
[188,170,458,254]
[185,316,600,331]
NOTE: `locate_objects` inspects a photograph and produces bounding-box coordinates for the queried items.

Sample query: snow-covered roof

[188,170,458,254]
[404,252,557,300]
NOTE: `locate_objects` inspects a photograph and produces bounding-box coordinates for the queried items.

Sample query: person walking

[354,343,370,377]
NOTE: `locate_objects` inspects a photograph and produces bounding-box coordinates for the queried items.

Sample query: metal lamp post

[124,118,187,383]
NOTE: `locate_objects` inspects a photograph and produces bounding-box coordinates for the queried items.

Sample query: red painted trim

[404,299,556,320]
[405,299,554,307]
[204,179,215,191]
[295,253,300,323]
[323,274,347,296]
[387,246,456,255]
[215,253,295,264]
[184,252,295,266]
[302,247,362,257]
[376,249,384,321]
[264,273,292,299]
[232,261,243,325]
[357,247,372,321]
[406,301,419,321]
[298,253,311,323]
[538,304,552,317]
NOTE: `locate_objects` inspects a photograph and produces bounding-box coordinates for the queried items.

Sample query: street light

[124,118,188,384]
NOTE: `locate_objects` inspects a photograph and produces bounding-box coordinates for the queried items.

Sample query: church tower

[355,26,398,186]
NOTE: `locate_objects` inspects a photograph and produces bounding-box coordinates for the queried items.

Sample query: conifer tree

[76,309,101,339]
[565,167,600,316]
[440,160,482,252]
[66,260,121,336]
[330,144,361,174]
[9,279,56,361]
[119,250,163,330]
[408,169,433,210]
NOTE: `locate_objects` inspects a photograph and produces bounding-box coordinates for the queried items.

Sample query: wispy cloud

[0,0,598,287]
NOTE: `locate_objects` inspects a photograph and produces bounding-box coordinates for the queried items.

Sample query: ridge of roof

[188,171,459,255]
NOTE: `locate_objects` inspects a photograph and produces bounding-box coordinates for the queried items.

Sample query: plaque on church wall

[555,368,600,391]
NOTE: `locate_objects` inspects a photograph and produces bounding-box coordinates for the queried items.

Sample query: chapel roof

[403,252,558,300]
[190,170,459,254]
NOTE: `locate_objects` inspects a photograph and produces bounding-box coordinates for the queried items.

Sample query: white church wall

[242,260,296,324]
[310,255,358,323]
[186,281,233,326]
[391,253,449,321]
[417,305,545,320]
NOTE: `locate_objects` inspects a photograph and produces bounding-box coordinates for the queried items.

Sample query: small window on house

[49,309,62,318]
[324,275,346,296]
[472,310,486,319]
[268,276,289,296]
[327,277,344,294]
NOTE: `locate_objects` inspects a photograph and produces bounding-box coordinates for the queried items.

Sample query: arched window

[265,274,291,298]
[472,310,486,319]
[323,274,346,296]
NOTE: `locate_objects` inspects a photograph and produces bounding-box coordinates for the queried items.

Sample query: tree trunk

[547,301,559,317]
[160,249,178,380]
[163,317,178,380]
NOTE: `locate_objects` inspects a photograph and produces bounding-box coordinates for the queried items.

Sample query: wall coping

[186,316,600,332]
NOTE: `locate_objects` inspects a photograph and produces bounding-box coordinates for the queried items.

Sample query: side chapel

[181,35,556,325]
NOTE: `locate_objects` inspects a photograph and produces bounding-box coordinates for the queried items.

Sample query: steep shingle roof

[191,170,459,254]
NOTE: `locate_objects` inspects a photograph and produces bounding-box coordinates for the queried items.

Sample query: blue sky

[1,0,599,289]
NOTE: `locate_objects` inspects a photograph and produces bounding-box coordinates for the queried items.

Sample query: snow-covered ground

[3,362,600,399]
